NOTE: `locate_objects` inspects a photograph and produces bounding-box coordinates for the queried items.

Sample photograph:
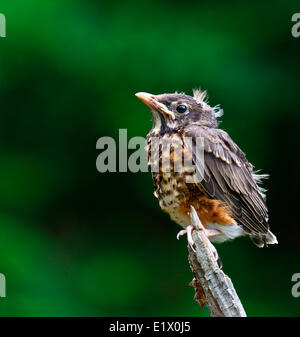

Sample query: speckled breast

[146,131,204,227]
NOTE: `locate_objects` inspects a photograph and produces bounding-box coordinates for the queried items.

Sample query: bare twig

[188,206,247,317]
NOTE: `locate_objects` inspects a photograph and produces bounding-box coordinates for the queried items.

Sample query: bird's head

[135,90,223,133]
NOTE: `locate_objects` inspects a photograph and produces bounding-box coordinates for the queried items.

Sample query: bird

[135,90,277,255]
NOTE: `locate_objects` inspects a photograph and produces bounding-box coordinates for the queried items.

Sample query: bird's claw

[176,225,196,252]
[186,225,196,252]
[176,229,187,240]
[176,216,222,267]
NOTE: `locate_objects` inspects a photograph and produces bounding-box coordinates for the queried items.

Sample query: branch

[188,206,247,317]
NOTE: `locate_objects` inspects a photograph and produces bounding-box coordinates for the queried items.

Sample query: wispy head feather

[193,89,208,104]
[193,88,224,121]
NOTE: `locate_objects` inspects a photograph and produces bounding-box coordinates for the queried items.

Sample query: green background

[0,0,299,316]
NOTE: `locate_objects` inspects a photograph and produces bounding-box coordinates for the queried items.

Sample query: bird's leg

[177,225,220,261]
[197,225,222,267]
[177,225,196,252]
[203,228,222,238]
[199,228,223,268]
[186,224,196,252]
[177,226,220,252]
[177,210,222,267]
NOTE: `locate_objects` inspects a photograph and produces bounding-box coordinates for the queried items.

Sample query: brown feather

[184,125,269,235]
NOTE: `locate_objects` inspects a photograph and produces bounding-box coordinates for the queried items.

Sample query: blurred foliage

[0,0,299,316]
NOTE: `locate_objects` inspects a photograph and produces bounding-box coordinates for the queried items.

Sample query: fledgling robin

[135,90,277,254]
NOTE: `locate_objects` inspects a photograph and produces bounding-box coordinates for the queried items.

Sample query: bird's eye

[176,104,187,113]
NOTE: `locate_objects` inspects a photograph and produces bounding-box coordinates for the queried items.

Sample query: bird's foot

[200,229,223,267]
[176,225,196,252]
[177,224,222,267]
[201,228,222,268]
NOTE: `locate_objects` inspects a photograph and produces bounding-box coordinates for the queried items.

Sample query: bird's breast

[146,131,236,230]
[146,131,201,226]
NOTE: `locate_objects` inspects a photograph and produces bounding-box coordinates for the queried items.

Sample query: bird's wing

[184,125,269,234]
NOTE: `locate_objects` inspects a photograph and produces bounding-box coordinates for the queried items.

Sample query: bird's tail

[250,230,278,248]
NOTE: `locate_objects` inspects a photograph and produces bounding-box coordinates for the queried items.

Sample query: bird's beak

[135,92,175,120]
